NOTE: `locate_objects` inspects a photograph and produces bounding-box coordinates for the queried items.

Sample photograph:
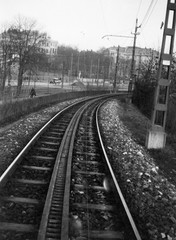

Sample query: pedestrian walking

[29,88,36,98]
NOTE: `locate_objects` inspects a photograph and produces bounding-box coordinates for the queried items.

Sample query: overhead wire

[136,0,143,18]
[99,0,131,48]
[140,0,159,31]
[128,0,143,48]
[99,0,114,46]
[140,0,155,27]
[135,0,159,50]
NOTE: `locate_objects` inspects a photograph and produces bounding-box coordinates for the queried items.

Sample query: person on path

[29,88,36,98]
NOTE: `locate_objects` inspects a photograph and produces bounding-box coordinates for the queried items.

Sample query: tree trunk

[16,67,23,97]
[1,56,7,92]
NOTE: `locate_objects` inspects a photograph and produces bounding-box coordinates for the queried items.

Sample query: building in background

[39,35,58,55]
[104,46,159,80]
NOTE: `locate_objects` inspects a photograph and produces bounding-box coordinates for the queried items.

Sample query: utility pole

[90,59,93,80]
[128,18,141,92]
[146,0,176,149]
[97,58,100,87]
[61,61,64,88]
[77,53,80,79]
[83,52,86,79]
[113,46,120,92]
[137,54,142,81]
[108,59,111,81]
[102,34,134,90]
[70,53,73,83]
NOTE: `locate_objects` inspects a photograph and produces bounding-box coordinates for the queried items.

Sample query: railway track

[0,94,141,240]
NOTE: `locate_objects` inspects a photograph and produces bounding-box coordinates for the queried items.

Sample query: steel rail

[96,101,142,240]
[0,99,87,188]
[38,94,135,239]
[37,99,97,240]
[60,100,95,240]
[0,93,132,239]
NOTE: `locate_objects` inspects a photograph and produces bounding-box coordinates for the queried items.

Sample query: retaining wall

[0,91,109,125]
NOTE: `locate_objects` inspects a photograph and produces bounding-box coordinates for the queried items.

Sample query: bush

[132,80,156,118]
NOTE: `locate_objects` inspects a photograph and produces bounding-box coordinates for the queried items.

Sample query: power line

[140,0,159,30]
[140,0,156,27]
[130,0,143,42]
[99,0,109,33]
[102,35,133,39]
[99,0,115,46]
[136,0,143,18]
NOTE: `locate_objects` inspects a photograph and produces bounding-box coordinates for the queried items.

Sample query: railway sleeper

[34,147,58,152]
[22,165,51,171]
[73,160,100,165]
[39,139,60,144]
[0,222,36,232]
[46,232,60,238]
[49,131,65,135]
[27,155,55,161]
[12,178,48,185]
[41,135,61,140]
[75,152,100,157]
[79,230,124,239]
[72,203,115,211]
[0,196,40,205]
[74,184,105,191]
[74,170,105,176]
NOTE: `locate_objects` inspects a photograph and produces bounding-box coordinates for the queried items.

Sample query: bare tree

[0,16,47,96]
[0,24,14,92]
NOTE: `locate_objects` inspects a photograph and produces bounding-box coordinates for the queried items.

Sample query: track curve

[0,93,141,240]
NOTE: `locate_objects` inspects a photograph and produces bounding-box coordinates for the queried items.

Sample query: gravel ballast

[99,99,176,240]
[0,99,81,176]
[0,98,176,240]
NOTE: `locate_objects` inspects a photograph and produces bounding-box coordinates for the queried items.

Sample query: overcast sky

[0,0,168,51]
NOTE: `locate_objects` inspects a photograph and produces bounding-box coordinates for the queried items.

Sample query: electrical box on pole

[146,0,176,149]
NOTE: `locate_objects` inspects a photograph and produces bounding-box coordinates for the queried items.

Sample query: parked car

[50,78,61,84]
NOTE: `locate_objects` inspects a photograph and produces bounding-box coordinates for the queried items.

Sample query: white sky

[0,0,168,51]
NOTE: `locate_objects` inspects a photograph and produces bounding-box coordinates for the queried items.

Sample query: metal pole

[113,46,120,92]
[77,53,80,79]
[128,19,141,92]
[97,58,100,87]
[146,0,176,149]
[70,53,73,83]
[62,62,64,89]
[90,59,93,80]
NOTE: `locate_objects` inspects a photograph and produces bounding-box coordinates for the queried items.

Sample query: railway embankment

[0,90,109,125]
[99,99,176,240]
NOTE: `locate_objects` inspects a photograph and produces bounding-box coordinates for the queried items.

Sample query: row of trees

[48,46,113,81]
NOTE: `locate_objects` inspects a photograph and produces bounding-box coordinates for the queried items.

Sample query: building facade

[104,46,159,79]
[39,35,58,55]
[107,46,159,64]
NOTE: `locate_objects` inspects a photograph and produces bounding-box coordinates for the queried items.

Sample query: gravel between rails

[0,98,176,240]
[99,99,176,240]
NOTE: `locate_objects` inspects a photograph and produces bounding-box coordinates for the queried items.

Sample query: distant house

[39,35,58,55]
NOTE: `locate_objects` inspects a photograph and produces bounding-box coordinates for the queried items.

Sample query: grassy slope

[118,100,176,186]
